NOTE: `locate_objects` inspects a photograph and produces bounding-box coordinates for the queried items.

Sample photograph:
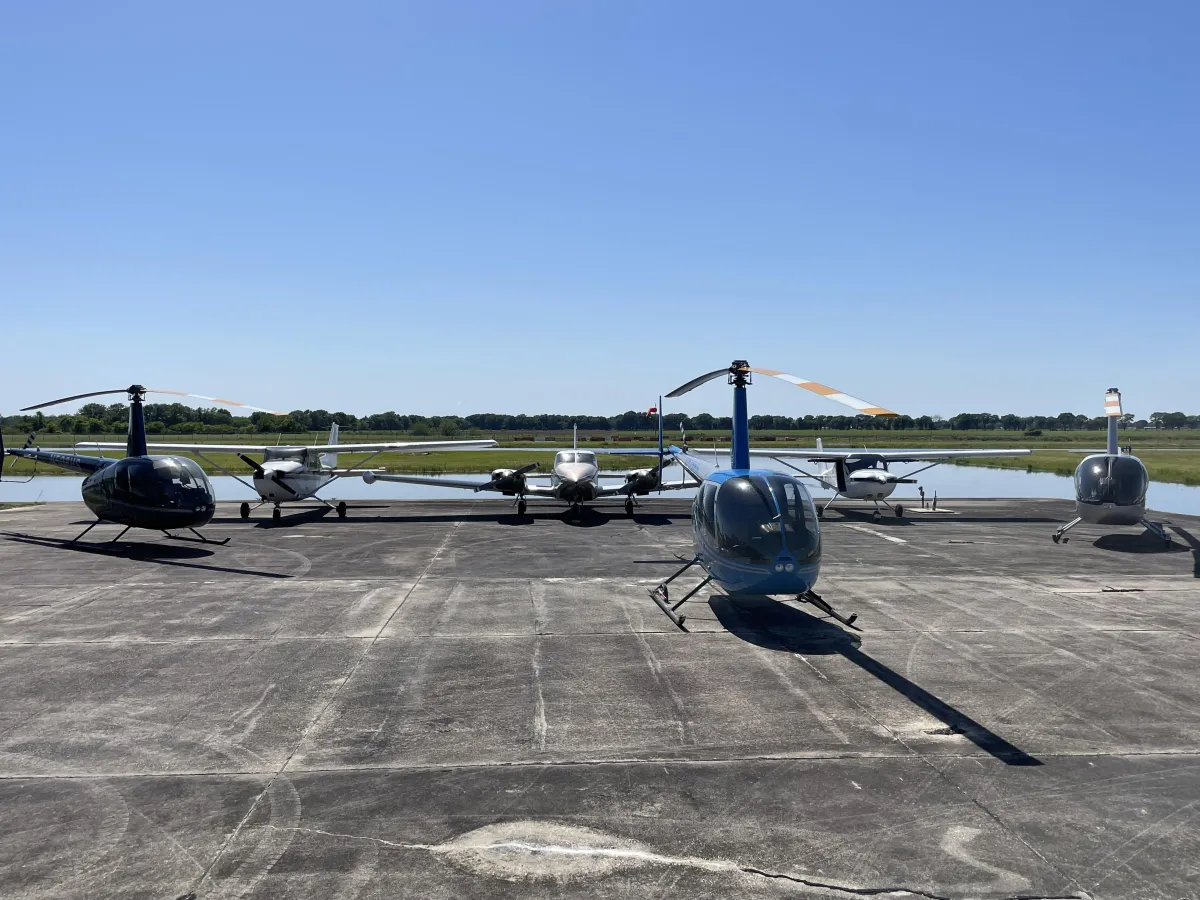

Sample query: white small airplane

[739,438,1033,519]
[363,407,695,517]
[78,423,497,520]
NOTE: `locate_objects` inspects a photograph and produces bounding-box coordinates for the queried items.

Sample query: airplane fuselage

[549,459,601,503]
[252,458,335,502]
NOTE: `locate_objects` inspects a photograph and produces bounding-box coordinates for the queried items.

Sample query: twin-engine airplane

[79,423,497,520]
[2,385,271,545]
[740,439,1032,520]
[363,410,693,517]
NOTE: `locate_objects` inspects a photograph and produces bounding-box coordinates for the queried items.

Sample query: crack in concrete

[257,825,1090,900]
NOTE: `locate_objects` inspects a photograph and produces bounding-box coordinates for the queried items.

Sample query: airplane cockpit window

[555,452,576,465]
[846,454,886,474]
[712,476,784,562]
[264,447,305,463]
[577,452,597,465]
[763,474,821,559]
[1075,454,1148,507]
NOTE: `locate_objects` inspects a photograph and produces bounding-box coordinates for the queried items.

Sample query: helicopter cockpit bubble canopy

[698,473,820,563]
[101,456,213,504]
[1074,454,1148,507]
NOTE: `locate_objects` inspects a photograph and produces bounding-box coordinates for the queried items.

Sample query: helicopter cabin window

[125,459,160,499]
[712,476,783,562]
[695,480,718,538]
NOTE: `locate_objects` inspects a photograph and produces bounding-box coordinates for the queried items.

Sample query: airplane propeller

[666,362,899,418]
[237,453,298,496]
[20,385,282,415]
[474,462,540,493]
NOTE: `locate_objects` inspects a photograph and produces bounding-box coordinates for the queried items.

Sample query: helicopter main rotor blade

[20,389,129,411]
[748,368,899,417]
[149,391,283,415]
[21,388,282,415]
[665,368,732,398]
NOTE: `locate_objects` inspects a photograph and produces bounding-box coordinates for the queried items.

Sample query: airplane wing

[307,440,498,453]
[361,471,560,496]
[748,448,1033,462]
[75,439,498,454]
[664,445,718,482]
[361,473,496,491]
[595,478,695,498]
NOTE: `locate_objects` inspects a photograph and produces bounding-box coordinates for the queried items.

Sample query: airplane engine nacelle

[624,468,660,494]
[489,468,526,492]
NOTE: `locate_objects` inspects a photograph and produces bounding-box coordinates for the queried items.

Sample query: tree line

[3,402,1199,436]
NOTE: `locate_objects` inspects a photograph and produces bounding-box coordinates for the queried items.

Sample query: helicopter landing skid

[648,556,707,631]
[162,528,231,546]
[797,590,861,631]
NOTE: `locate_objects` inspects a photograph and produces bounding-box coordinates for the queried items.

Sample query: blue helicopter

[648,360,899,631]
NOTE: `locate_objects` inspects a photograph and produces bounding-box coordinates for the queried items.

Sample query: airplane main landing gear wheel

[1052,532,1061,544]
[517,499,527,517]
[239,502,250,519]
[272,508,281,522]
[625,499,634,516]
[872,511,882,522]
[336,501,347,518]
[895,504,903,518]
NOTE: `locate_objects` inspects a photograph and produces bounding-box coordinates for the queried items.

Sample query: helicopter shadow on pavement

[707,593,1041,767]
[1,531,294,579]
[1167,525,1200,577]
[1093,529,1193,555]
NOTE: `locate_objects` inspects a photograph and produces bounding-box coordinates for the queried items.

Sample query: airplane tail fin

[816,437,823,451]
[1105,388,1121,455]
[321,422,340,468]
[573,423,577,450]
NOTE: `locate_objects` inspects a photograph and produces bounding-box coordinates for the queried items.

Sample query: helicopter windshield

[1075,454,1148,507]
[711,476,784,562]
[761,474,821,559]
[152,457,211,493]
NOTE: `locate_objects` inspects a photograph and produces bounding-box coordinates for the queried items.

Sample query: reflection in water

[5,466,1200,515]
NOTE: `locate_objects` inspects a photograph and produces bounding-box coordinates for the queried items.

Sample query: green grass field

[5,430,1200,484]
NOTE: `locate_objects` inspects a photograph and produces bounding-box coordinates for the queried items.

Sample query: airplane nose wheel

[517,499,527,517]
[272,507,281,522]
[625,499,634,516]
[239,502,250,519]
[337,501,347,518]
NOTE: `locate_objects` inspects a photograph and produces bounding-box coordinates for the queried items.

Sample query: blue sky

[2,1,1197,422]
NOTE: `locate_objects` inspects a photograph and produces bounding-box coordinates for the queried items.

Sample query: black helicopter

[2,385,279,545]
